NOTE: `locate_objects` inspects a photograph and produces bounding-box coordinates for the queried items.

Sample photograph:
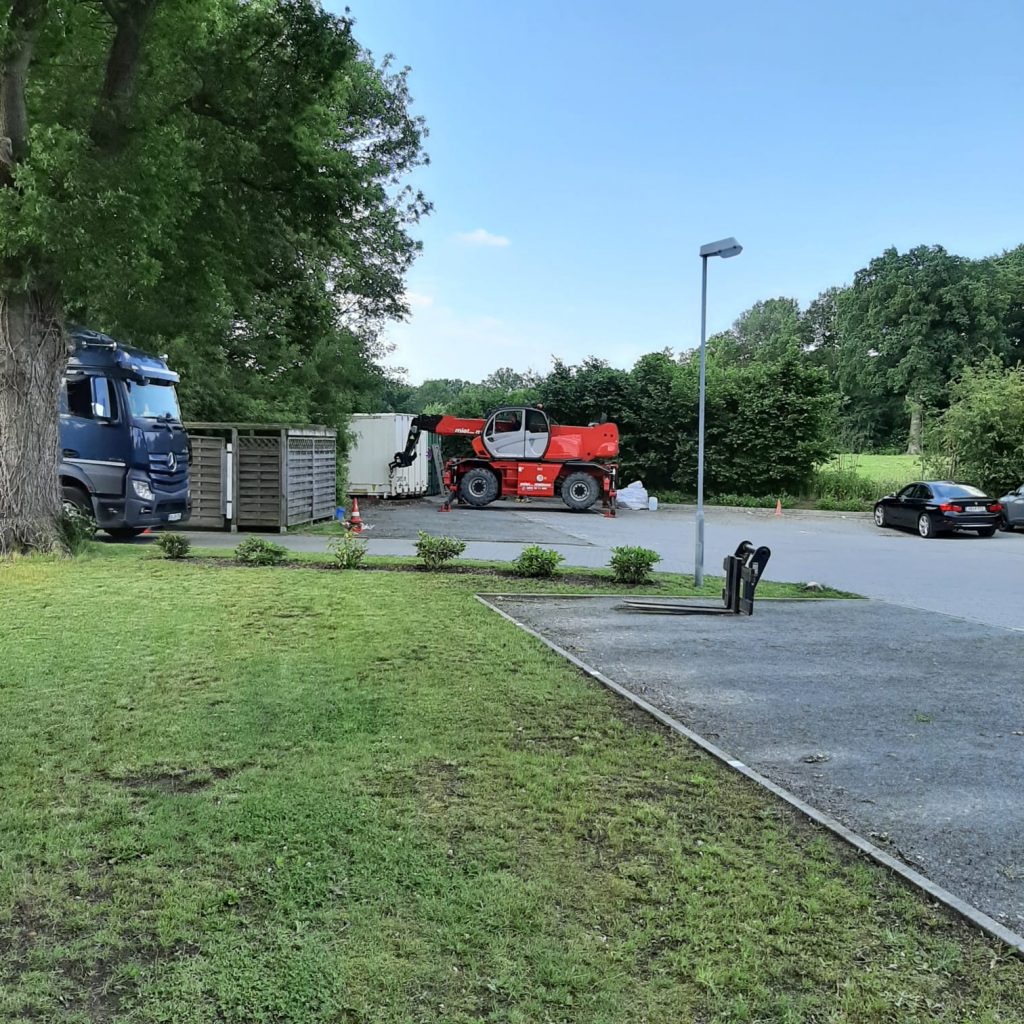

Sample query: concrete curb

[475,593,1024,958]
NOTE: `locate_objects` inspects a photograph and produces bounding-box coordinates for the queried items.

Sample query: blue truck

[60,329,191,538]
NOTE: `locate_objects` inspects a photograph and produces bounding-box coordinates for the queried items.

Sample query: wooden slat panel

[189,436,225,528]
[237,436,282,527]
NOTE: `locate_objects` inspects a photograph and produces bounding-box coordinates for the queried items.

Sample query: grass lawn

[826,453,926,486]
[2,549,1022,1023]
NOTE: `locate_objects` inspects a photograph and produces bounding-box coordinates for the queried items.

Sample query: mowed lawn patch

[1,553,1022,1023]
[827,453,925,486]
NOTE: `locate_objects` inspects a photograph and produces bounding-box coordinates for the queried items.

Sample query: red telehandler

[390,406,619,513]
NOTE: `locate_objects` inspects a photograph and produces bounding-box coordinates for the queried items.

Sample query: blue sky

[335,0,1024,385]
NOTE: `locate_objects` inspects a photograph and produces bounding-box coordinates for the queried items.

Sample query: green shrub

[328,532,367,569]
[415,531,466,570]
[235,537,287,566]
[512,545,564,579]
[59,505,96,554]
[156,532,192,559]
[609,545,662,585]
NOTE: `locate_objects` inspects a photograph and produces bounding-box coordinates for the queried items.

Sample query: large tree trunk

[906,402,923,455]
[2,2,68,554]
[0,290,68,554]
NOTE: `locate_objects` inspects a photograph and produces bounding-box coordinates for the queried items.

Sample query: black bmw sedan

[873,481,1004,538]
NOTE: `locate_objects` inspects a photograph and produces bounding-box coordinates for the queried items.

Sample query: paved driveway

[184,499,1024,630]
[490,595,1024,934]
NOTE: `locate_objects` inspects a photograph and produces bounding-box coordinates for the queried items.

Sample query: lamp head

[700,237,743,259]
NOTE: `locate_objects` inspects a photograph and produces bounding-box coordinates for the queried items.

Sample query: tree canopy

[1,0,427,551]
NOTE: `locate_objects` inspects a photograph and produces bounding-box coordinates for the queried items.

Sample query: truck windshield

[125,379,182,421]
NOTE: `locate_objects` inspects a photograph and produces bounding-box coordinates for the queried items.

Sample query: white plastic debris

[617,480,649,510]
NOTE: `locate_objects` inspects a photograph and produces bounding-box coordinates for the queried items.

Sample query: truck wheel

[458,467,499,507]
[62,485,93,519]
[561,471,600,512]
[61,485,97,537]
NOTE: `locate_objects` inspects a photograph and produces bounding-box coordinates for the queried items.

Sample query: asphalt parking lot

[490,595,1024,934]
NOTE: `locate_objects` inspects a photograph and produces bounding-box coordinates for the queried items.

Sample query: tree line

[384,243,1024,498]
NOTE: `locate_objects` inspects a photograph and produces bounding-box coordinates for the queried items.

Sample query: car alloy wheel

[918,513,933,538]
[873,504,886,528]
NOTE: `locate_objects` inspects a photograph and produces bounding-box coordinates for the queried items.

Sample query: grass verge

[1,550,1021,1022]
[92,542,861,599]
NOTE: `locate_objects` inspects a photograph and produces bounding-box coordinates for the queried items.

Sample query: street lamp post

[694,237,742,588]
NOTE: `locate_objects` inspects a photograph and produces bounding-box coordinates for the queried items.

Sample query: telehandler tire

[459,467,500,507]
[561,471,600,512]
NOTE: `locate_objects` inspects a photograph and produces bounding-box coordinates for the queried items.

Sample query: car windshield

[933,484,986,499]
[125,380,182,421]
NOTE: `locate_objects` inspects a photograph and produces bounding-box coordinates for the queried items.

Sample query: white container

[648,496,658,511]
[347,413,430,498]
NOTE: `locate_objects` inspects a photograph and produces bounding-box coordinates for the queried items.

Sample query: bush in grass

[512,544,564,579]
[328,532,367,569]
[415,531,466,570]
[235,537,287,566]
[59,505,96,555]
[609,545,661,585]
[156,533,191,559]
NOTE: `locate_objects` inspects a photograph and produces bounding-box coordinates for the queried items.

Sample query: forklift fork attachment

[622,541,771,617]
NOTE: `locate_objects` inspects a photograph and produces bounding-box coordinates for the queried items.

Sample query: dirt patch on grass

[417,757,465,806]
[60,954,125,1022]
[112,764,237,794]
[364,757,466,809]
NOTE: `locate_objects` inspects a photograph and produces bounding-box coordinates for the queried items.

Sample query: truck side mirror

[90,377,113,421]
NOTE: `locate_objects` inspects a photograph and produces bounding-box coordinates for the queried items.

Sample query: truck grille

[149,453,188,491]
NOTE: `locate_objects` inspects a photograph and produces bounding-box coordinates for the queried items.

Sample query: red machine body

[390,407,619,513]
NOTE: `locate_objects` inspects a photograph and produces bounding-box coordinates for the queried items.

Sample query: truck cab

[60,329,191,538]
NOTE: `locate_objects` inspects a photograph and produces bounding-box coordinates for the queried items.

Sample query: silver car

[998,484,1024,531]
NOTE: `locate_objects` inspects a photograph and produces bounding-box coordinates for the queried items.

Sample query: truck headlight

[132,479,154,501]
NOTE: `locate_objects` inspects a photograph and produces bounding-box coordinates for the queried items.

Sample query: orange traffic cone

[774,499,782,517]
[349,498,363,534]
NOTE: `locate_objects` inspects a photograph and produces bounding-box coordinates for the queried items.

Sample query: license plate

[966,506,985,513]
[167,512,182,522]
